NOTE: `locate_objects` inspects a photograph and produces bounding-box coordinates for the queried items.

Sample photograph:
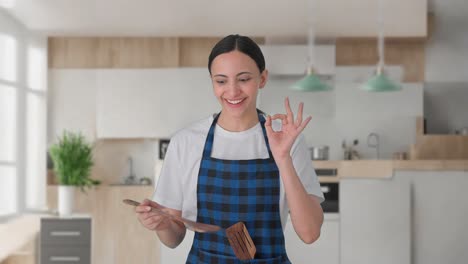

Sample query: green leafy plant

[49,131,100,190]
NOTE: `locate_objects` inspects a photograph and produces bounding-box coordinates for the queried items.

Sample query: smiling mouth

[225,98,245,105]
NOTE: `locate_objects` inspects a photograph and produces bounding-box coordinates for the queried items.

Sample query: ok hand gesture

[265,97,312,161]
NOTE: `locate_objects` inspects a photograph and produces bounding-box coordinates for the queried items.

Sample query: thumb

[142,198,163,209]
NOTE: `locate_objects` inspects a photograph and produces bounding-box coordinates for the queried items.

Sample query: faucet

[367,132,380,159]
[125,156,136,184]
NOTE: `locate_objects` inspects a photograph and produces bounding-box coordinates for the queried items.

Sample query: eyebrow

[213,72,253,78]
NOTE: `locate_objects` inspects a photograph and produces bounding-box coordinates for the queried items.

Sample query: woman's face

[210,50,268,119]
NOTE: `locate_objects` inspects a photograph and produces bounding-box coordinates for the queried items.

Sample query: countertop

[314,160,468,181]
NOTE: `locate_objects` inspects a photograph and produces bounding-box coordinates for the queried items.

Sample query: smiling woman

[135,34,324,263]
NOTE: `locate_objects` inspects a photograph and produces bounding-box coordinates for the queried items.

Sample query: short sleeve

[291,134,325,203]
[152,137,184,210]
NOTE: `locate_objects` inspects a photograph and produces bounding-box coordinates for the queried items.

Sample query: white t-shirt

[152,115,324,229]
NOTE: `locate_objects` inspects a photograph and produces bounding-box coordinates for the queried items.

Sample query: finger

[142,199,164,209]
[284,97,294,124]
[265,115,274,138]
[271,114,287,123]
[298,116,312,132]
[271,114,288,127]
[135,205,152,213]
[295,102,303,127]
[154,218,169,230]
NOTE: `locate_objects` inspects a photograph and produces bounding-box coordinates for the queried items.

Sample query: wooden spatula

[123,199,221,233]
[226,222,256,260]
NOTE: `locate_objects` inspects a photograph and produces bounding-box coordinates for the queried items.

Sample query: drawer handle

[50,231,81,237]
[50,256,80,262]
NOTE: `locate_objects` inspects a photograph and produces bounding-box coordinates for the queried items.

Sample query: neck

[217,110,259,132]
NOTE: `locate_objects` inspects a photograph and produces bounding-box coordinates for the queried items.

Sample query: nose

[225,82,241,97]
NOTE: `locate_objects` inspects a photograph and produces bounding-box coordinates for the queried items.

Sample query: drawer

[41,219,91,246]
[41,246,90,264]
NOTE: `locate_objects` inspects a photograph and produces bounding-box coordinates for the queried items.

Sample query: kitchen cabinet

[46,186,159,264]
[285,214,340,264]
[48,70,98,142]
[340,177,411,264]
[40,216,92,264]
[96,68,219,138]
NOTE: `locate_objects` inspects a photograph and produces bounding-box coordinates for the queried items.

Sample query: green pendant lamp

[362,0,401,92]
[291,67,331,91]
[291,0,331,92]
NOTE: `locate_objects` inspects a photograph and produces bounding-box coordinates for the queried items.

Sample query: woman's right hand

[135,199,174,231]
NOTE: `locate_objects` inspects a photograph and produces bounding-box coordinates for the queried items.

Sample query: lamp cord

[378,0,385,69]
[307,0,316,69]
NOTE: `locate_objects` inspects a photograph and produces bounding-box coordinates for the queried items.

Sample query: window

[0,33,18,217]
[0,18,47,218]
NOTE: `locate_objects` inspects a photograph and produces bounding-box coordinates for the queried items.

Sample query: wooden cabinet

[96,68,219,138]
[40,217,92,264]
[46,186,160,264]
[285,215,340,264]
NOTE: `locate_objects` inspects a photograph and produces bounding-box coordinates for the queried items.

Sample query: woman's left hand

[265,97,312,161]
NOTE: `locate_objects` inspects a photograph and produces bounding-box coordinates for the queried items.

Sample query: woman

[136,34,324,263]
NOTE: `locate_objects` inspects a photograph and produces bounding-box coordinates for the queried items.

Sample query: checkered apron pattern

[186,112,291,264]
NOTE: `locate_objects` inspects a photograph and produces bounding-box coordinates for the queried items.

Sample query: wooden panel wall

[409,117,468,160]
[336,38,425,82]
[49,37,180,68]
[49,37,264,69]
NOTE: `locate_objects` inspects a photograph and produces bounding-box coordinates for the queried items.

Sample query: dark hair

[208,34,265,74]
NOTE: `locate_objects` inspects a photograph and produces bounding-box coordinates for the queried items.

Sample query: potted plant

[49,131,100,216]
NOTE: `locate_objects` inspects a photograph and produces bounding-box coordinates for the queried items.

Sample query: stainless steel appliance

[320,183,339,213]
[310,146,329,160]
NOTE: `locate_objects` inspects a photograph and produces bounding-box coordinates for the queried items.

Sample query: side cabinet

[40,217,92,264]
[340,177,411,264]
[285,215,340,264]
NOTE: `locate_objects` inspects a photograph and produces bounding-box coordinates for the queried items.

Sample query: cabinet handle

[50,231,81,237]
[50,256,80,262]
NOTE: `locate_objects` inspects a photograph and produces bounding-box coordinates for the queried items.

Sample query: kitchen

[1,0,468,264]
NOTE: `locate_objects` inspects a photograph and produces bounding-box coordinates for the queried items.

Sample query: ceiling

[1,0,427,37]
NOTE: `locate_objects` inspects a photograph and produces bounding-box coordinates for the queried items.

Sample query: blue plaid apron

[186,111,291,264]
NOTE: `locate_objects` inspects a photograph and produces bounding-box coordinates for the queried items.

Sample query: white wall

[426,0,468,82]
[261,66,423,160]
[423,0,468,134]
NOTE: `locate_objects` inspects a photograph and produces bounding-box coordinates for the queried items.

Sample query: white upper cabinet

[96,68,219,138]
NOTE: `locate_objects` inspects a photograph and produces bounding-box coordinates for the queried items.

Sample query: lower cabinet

[340,178,411,264]
[40,217,92,264]
[285,215,340,264]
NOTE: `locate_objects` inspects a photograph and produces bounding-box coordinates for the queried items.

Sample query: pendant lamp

[291,0,331,92]
[361,0,401,92]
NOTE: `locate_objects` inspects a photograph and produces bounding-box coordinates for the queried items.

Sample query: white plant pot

[58,185,75,217]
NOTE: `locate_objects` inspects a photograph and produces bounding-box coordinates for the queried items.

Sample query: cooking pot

[309,146,329,160]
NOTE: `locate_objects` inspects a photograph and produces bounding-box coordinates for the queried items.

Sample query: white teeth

[226,99,243,104]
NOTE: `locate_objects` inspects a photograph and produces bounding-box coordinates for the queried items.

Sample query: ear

[259,69,269,89]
